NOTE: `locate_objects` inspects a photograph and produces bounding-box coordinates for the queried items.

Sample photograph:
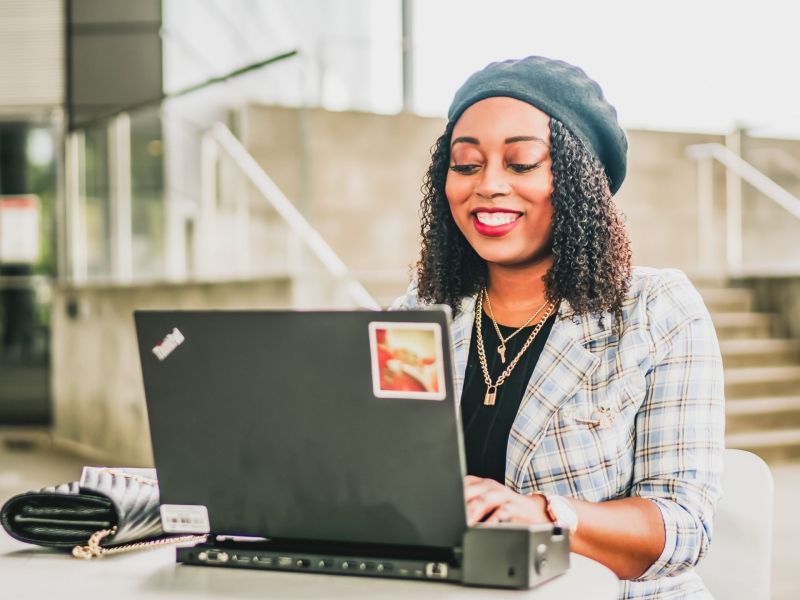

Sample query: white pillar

[108,114,133,283]
[65,131,87,283]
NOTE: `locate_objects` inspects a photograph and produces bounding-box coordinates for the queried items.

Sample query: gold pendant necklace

[483,291,549,364]
[475,288,556,406]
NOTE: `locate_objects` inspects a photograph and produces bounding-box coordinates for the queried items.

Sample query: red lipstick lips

[471,208,522,238]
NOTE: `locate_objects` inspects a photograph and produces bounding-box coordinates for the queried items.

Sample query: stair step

[726,396,800,432]
[725,427,800,462]
[712,312,773,325]
[725,366,800,398]
[720,339,800,354]
[698,287,754,312]
[711,312,777,340]
[720,338,800,368]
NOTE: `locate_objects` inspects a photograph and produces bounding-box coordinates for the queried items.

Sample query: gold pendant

[497,344,506,363]
[484,385,498,406]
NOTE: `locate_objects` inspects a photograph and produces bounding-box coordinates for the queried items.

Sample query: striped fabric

[392,266,725,599]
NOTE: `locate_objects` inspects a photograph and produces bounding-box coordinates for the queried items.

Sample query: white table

[0,536,618,599]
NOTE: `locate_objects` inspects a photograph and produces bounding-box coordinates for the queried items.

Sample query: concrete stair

[700,287,753,313]
[700,282,800,462]
[711,312,777,339]
[718,339,800,368]
[725,366,800,398]
[726,397,800,430]
[724,428,800,462]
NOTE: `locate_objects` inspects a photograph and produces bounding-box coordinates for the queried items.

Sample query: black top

[460,310,557,484]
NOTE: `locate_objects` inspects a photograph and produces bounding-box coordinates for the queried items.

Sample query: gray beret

[447,56,628,194]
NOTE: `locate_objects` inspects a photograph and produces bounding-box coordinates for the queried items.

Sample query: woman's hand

[464,475,551,526]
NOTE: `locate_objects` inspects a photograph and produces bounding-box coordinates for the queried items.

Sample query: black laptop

[135,308,569,587]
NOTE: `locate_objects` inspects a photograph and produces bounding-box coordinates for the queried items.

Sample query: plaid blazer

[392,266,725,600]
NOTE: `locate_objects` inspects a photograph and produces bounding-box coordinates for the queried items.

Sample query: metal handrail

[686,143,800,219]
[686,142,800,274]
[208,123,380,310]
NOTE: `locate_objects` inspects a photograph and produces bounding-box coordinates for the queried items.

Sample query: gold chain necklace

[475,288,556,406]
[483,291,549,363]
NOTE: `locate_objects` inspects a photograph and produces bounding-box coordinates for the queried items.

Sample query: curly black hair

[415,117,632,325]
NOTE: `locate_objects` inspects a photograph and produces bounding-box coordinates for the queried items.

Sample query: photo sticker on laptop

[368,321,446,401]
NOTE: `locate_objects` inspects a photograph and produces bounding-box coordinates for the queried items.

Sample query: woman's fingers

[463,475,501,502]
[463,476,551,526]
[483,507,510,524]
[465,485,511,525]
[466,501,500,526]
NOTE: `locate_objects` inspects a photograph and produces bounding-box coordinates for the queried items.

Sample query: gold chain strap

[71,468,205,559]
[94,468,158,486]
[72,526,207,559]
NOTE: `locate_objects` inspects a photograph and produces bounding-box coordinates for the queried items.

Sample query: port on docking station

[425,562,449,579]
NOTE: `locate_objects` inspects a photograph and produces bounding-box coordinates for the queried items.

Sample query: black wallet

[1,467,204,558]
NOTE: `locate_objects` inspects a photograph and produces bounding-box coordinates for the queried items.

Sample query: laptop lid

[135,309,467,550]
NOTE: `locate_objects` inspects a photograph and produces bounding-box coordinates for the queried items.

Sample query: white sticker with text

[160,504,210,534]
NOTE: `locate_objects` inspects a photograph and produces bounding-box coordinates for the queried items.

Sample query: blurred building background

[0,0,798,597]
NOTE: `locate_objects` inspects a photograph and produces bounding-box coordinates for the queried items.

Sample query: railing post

[725,128,744,273]
[234,165,250,278]
[697,157,714,271]
[164,193,189,282]
[108,113,133,283]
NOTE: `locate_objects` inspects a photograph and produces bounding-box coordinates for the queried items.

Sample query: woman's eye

[449,164,480,175]
[508,162,541,173]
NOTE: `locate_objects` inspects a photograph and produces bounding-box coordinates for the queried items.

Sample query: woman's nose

[475,162,511,199]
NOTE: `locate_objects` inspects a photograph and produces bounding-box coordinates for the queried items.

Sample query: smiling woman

[446,98,556,278]
[392,56,724,600]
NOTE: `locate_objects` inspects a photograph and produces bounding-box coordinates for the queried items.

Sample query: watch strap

[538,492,578,534]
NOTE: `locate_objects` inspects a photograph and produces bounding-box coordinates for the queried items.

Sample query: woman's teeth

[474,212,520,226]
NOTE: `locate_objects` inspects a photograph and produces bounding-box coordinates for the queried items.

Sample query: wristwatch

[541,493,579,535]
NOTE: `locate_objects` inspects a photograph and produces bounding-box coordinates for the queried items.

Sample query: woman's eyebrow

[505,135,548,145]
[451,136,479,148]
[450,135,548,148]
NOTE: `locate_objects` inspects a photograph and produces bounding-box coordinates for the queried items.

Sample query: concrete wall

[51,278,292,465]
[239,105,800,297]
[239,105,444,291]
[617,129,727,270]
[240,105,800,289]
[738,136,800,273]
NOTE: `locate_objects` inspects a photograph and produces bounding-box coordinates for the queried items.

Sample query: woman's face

[446,97,554,269]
